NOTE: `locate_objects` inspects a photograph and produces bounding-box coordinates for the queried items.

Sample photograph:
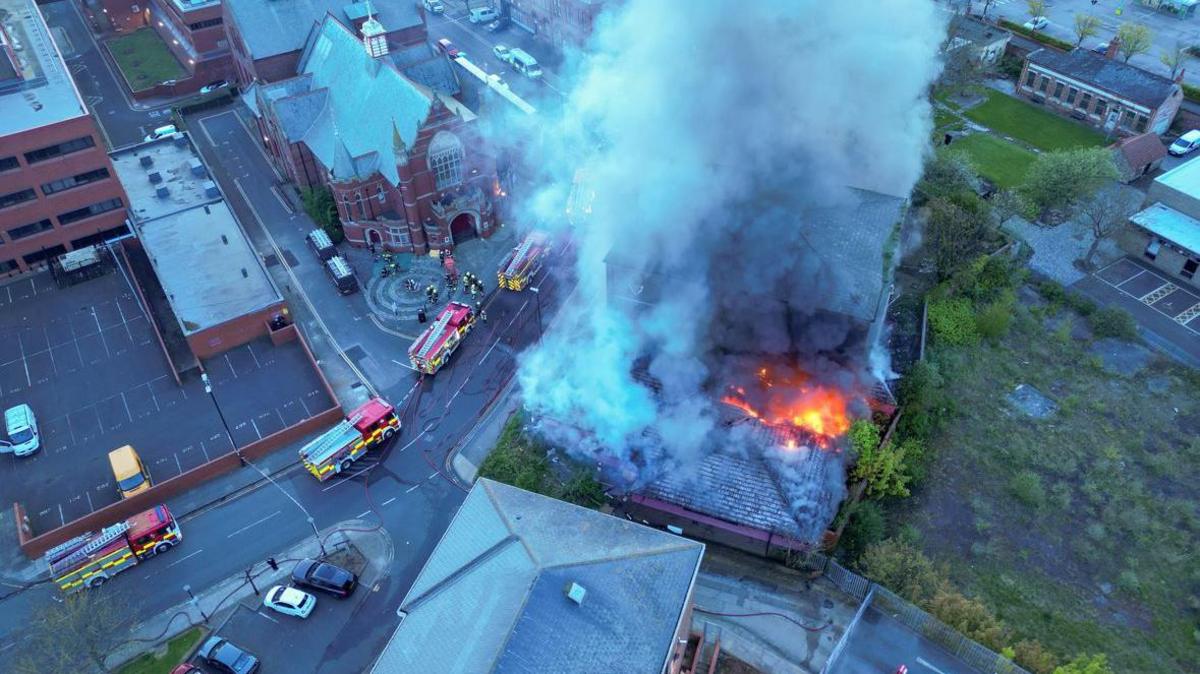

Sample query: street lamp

[182,584,209,623]
[200,373,328,558]
[528,286,543,343]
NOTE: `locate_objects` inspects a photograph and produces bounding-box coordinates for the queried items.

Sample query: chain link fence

[790,551,1032,674]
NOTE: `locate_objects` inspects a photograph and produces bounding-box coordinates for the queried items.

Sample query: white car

[1169,130,1200,156]
[143,124,177,142]
[493,44,511,62]
[263,585,316,618]
[1024,16,1049,31]
[199,80,228,95]
[2,404,40,457]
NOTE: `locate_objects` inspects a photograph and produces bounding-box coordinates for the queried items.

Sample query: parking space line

[174,453,183,475]
[43,326,58,377]
[92,405,104,434]
[246,341,262,369]
[85,491,93,511]
[120,392,133,424]
[225,352,239,379]
[227,510,280,538]
[90,306,111,358]
[57,504,64,527]
[113,293,137,345]
[199,440,211,462]
[16,332,30,387]
[298,395,311,417]
[250,418,261,439]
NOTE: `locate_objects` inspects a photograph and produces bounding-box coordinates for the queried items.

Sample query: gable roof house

[945,14,1011,62]
[1017,43,1183,136]
[246,14,497,253]
[1110,132,1168,183]
[370,479,705,674]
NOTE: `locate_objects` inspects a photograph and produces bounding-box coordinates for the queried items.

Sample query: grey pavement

[825,600,983,674]
[450,377,519,483]
[962,0,1200,88]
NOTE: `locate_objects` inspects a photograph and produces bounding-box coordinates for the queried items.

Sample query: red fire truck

[497,232,550,291]
[408,301,475,374]
[46,504,182,593]
[300,398,399,481]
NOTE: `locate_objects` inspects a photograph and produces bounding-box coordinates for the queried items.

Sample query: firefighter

[425,284,435,303]
[431,287,439,303]
[417,307,427,323]
[480,309,488,322]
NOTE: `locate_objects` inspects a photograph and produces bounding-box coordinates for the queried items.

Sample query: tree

[979,0,1000,18]
[858,538,947,605]
[1075,187,1141,269]
[837,499,886,563]
[1026,0,1047,20]
[12,590,132,673]
[1053,654,1114,674]
[849,418,912,498]
[1073,14,1101,48]
[927,588,1009,651]
[1117,23,1153,63]
[916,148,978,203]
[300,186,338,229]
[1021,148,1118,221]
[1014,639,1061,674]
[926,194,990,277]
[1160,41,1187,79]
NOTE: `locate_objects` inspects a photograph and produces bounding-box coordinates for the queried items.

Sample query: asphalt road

[39,0,173,149]
[826,606,982,674]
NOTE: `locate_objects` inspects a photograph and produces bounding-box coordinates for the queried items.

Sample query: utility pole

[183,584,209,623]
[529,285,543,343]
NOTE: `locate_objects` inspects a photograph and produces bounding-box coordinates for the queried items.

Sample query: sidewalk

[449,375,519,483]
[105,519,393,670]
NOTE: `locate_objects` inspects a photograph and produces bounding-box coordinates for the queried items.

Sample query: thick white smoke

[510,1,946,502]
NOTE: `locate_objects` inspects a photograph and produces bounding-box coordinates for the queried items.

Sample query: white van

[3,404,40,457]
[143,124,178,142]
[469,6,499,23]
[508,48,542,79]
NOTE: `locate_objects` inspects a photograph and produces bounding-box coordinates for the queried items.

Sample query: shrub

[301,186,339,229]
[838,500,886,563]
[1009,470,1046,508]
[898,360,945,442]
[1064,292,1097,317]
[1053,653,1114,674]
[1034,279,1068,305]
[858,538,947,605]
[962,255,1020,304]
[559,471,605,508]
[929,297,980,346]
[997,53,1024,80]
[1014,639,1061,674]
[998,19,1076,51]
[1184,83,1200,104]
[1088,307,1137,341]
[1117,569,1141,595]
[976,291,1016,343]
[927,588,1009,652]
[322,222,346,245]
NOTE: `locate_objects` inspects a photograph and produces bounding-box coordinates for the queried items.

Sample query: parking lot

[0,267,336,536]
[1094,257,1200,334]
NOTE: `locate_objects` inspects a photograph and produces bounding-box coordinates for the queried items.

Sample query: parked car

[292,558,358,597]
[1093,41,1110,54]
[1023,16,1049,30]
[493,44,511,62]
[169,665,201,674]
[263,585,317,618]
[422,0,445,13]
[143,124,177,142]
[485,17,508,32]
[468,6,499,23]
[196,637,260,674]
[1168,129,1200,156]
[436,37,462,58]
[200,80,229,95]
[2,404,40,457]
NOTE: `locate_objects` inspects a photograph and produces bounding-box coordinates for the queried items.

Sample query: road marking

[226,510,281,538]
[58,504,65,527]
[916,657,949,674]
[357,510,371,518]
[250,417,262,439]
[166,549,204,568]
[16,332,30,387]
[427,471,439,480]
[255,610,279,624]
[381,497,397,506]
[405,483,421,493]
[174,452,183,475]
[477,337,501,365]
[320,465,373,492]
[85,491,93,511]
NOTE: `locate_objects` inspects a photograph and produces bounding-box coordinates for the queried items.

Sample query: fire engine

[408,301,475,374]
[46,504,181,593]
[497,232,550,291]
[300,398,399,481]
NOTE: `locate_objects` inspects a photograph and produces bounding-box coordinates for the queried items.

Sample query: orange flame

[721,367,853,449]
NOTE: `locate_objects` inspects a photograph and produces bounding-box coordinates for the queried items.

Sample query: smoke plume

[507,0,945,525]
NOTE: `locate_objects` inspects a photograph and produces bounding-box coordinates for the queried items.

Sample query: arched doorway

[366,228,384,247]
[449,213,476,244]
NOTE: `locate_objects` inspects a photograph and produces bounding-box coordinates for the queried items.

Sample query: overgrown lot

[107,29,185,91]
[479,412,606,508]
[902,287,1200,673]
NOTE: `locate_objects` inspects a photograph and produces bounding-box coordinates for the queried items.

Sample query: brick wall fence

[13,324,342,559]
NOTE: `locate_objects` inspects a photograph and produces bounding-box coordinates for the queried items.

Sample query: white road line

[227,510,281,538]
[320,466,373,492]
[174,453,183,475]
[120,391,133,423]
[58,504,65,527]
[166,549,204,568]
[85,491,94,511]
[16,332,30,387]
[199,440,211,462]
[357,510,371,518]
[246,341,262,369]
[405,483,421,493]
[916,657,949,674]
[427,471,439,480]
[477,337,501,366]
[255,610,279,624]
[298,395,311,417]
[43,326,57,376]
[381,497,397,506]
[225,352,239,379]
[250,417,262,439]
[91,307,111,358]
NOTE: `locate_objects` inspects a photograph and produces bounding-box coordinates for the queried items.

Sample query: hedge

[998,20,1075,52]
[1183,83,1200,104]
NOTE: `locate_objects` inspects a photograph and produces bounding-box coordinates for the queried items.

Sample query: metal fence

[800,552,1032,674]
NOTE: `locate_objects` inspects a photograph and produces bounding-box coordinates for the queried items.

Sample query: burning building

[509,0,945,551]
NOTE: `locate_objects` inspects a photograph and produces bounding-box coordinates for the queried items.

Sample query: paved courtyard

[0,266,335,536]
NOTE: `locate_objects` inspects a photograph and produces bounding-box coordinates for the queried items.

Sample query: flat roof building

[110,133,285,359]
[1123,159,1200,290]
[0,0,129,275]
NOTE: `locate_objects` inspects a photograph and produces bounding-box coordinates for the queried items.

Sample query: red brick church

[245,12,499,253]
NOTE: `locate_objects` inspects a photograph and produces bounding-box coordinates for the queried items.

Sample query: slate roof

[224,0,420,59]
[391,44,461,96]
[1027,48,1179,108]
[948,14,1010,47]
[370,479,704,674]
[1110,132,1166,180]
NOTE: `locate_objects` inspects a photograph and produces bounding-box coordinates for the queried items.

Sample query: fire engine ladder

[49,521,130,573]
[417,311,455,359]
[505,237,535,277]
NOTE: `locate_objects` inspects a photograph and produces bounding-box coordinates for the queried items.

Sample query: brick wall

[186,300,286,360]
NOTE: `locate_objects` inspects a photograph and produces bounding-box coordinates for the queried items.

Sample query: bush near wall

[998,20,1075,52]
[1183,83,1200,104]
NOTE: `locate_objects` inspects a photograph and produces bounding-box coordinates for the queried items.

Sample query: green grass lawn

[964,89,1106,151]
[903,295,1200,673]
[951,133,1036,189]
[933,108,960,131]
[116,627,205,674]
[107,29,185,91]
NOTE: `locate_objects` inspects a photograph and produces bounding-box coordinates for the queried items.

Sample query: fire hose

[693,606,832,632]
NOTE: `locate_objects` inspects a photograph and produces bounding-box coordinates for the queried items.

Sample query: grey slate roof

[1027,48,1179,108]
[224,0,420,59]
[391,44,461,95]
[370,479,704,674]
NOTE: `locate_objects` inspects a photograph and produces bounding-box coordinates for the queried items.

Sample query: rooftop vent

[139,155,153,168]
[204,180,220,198]
[565,582,587,606]
[148,171,162,184]
[156,185,170,199]
[189,158,206,177]
[221,234,229,245]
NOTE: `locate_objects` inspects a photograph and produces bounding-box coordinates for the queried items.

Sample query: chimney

[1104,36,1120,60]
[564,582,587,605]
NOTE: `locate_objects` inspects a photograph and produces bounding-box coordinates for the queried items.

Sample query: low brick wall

[14,328,342,559]
[116,240,181,385]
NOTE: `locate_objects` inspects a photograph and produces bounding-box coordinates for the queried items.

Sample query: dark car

[292,558,358,597]
[196,637,260,674]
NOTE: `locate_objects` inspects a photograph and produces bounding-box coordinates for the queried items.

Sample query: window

[1094,99,1107,117]
[1068,87,1079,104]
[1037,77,1049,93]
[0,156,18,172]
[23,245,66,266]
[57,198,123,225]
[1136,115,1149,132]
[0,259,17,273]
[41,167,110,196]
[1024,70,1036,88]
[0,188,37,210]
[1120,109,1135,128]
[377,185,386,202]
[1183,259,1198,280]
[428,132,464,190]
[188,17,222,29]
[1078,92,1092,109]
[23,136,96,164]
[1053,82,1065,99]
[7,219,54,241]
